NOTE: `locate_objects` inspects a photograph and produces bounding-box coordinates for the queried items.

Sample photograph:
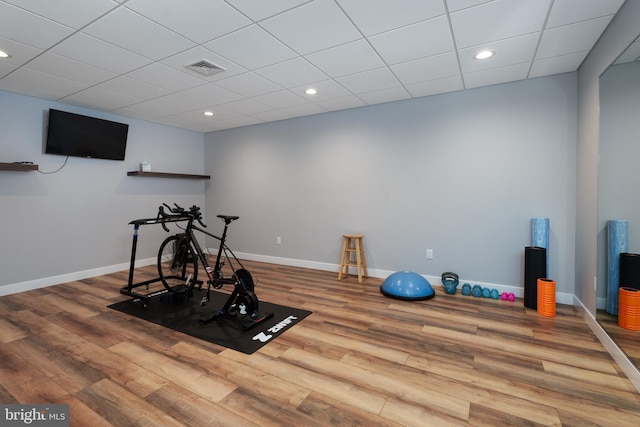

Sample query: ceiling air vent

[185,59,226,76]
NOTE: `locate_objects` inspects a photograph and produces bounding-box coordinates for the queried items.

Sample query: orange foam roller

[537,278,556,317]
[618,287,640,331]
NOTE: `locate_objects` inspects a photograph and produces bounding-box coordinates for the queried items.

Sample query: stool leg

[359,238,368,279]
[338,237,348,280]
[356,238,362,283]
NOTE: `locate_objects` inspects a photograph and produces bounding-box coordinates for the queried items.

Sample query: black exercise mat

[108,289,311,354]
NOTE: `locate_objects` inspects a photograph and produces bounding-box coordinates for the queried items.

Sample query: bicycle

[156,203,272,329]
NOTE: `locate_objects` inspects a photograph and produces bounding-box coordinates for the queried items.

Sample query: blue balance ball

[380,271,435,301]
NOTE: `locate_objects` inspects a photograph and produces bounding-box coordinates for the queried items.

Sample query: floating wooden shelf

[127,171,210,180]
[0,162,38,171]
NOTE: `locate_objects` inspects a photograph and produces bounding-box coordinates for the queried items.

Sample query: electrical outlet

[276,236,281,245]
[426,249,433,260]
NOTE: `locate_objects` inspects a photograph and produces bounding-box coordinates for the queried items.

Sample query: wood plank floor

[597,310,640,368]
[1,260,640,426]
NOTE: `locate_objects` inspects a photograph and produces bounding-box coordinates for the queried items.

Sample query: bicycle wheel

[235,268,254,292]
[158,234,198,295]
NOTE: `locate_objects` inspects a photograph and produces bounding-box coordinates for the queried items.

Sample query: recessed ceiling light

[305,88,317,95]
[203,111,214,116]
[474,50,494,60]
[0,50,10,58]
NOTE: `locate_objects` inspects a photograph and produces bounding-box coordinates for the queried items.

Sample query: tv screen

[45,109,129,161]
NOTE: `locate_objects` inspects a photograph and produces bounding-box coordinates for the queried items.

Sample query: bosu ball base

[380,271,435,301]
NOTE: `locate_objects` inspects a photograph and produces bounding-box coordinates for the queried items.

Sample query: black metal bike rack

[120,215,190,306]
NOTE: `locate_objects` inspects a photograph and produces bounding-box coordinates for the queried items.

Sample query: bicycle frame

[183,218,245,294]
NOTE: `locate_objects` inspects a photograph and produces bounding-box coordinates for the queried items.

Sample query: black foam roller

[524,246,547,309]
[620,253,640,290]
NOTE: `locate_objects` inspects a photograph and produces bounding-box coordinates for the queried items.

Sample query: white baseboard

[574,296,640,393]
[0,257,156,297]
[0,252,573,306]
[234,252,574,304]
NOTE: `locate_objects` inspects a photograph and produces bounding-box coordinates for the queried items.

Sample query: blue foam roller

[380,271,435,301]
[532,217,549,249]
[532,217,549,269]
[607,220,628,315]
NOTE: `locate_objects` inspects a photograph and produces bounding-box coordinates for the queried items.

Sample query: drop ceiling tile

[161,46,246,82]
[546,0,624,29]
[357,86,411,105]
[253,89,307,108]
[291,79,352,101]
[60,86,140,111]
[125,0,251,43]
[391,51,459,85]
[83,7,195,60]
[529,51,587,78]
[111,104,162,121]
[250,109,295,123]
[463,62,530,89]
[2,67,88,96]
[3,0,118,29]
[51,32,152,74]
[225,0,311,21]
[405,74,464,98]
[181,83,243,106]
[126,63,206,92]
[316,95,366,111]
[120,99,182,119]
[26,52,116,86]
[336,67,400,94]
[181,83,243,105]
[220,98,273,115]
[0,36,43,67]
[214,72,282,97]
[255,57,328,88]
[204,25,297,69]
[224,115,264,127]
[368,16,454,65]
[157,112,211,130]
[150,92,212,112]
[305,39,385,78]
[536,16,611,60]
[336,0,445,36]
[196,106,241,120]
[0,2,74,49]
[98,76,171,100]
[458,32,539,73]
[0,62,18,78]
[450,0,551,48]
[615,38,640,64]
[260,0,362,55]
[281,102,328,118]
[446,0,492,13]
[0,78,66,100]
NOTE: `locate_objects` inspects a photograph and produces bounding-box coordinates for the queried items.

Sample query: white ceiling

[0,0,627,132]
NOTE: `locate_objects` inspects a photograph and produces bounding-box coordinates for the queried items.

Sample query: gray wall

[0,90,207,293]
[597,61,640,308]
[575,0,640,314]
[205,73,577,295]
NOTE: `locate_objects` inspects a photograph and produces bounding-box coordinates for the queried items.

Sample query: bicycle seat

[217,215,239,224]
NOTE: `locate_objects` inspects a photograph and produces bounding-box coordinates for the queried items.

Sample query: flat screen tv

[45,109,129,161]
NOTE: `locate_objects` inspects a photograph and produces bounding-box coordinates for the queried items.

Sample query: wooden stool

[338,234,368,283]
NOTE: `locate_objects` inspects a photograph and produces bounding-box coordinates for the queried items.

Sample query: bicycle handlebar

[157,203,206,232]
